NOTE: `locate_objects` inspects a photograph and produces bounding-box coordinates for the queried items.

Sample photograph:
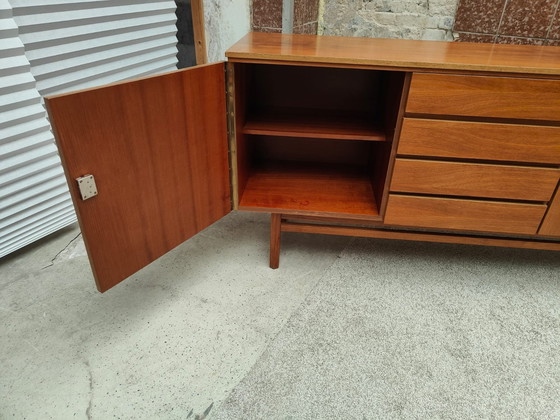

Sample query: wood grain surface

[242,109,385,141]
[191,0,207,64]
[390,159,560,201]
[270,213,281,269]
[398,118,560,164]
[227,62,240,208]
[238,162,380,218]
[226,32,560,76]
[384,194,546,235]
[46,63,230,292]
[539,185,560,237]
[406,73,560,121]
[249,136,372,166]
[232,62,250,209]
[280,220,560,251]
[377,72,412,218]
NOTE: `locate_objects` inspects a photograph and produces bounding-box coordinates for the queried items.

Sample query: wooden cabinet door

[46,63,231,292]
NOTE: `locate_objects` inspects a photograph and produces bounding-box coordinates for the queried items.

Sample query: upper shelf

[226,33,560,76]
[243,108,385,141]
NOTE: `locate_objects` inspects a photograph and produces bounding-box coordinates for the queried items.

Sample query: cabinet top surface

[226,32,560,76]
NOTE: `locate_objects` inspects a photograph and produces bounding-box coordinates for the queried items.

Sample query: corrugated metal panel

[11,0,178,94]
[1,0,177,257]
[0,0,70,257]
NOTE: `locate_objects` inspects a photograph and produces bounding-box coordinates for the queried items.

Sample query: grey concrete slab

[0,212,350,419]
[212,239,560,419]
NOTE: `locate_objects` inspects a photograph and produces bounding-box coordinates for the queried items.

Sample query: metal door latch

[76,174,98,200]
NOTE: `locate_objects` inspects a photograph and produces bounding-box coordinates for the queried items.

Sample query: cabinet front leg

[270,213,282,269]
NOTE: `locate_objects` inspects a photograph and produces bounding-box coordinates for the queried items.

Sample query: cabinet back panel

[250,136,372,165]
[248,64,382,114]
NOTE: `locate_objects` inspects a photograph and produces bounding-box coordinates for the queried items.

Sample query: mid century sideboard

[45,32,560,292]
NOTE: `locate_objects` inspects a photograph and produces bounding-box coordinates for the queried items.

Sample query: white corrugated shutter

[0,0,74,257]
[11,0,178,94]
[1,0,177,257]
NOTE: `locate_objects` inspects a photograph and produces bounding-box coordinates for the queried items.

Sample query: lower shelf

[238,162,380,218]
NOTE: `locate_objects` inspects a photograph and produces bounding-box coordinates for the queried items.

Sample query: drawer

[385,194,546,235]
[406,73,560,121]
[390,158,559,201]
[539,188,560,237]
[398,118,560,165]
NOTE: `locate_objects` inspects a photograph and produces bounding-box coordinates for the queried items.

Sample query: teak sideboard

[45,32,560,292]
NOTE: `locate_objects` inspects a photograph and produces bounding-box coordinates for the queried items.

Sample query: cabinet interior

[234,63,405,218]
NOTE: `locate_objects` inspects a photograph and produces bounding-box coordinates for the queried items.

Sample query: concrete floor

[2,211,559,418]
[213,238,560,419]
[0,212,350,419]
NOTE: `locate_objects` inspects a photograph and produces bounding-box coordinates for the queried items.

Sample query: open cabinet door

[46,63,231,292]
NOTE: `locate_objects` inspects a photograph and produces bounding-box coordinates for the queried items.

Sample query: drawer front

[390,158,559,201]
[406,73,560,121]
[398,118,560,165]
[385,194,546,235]
[539,188,560,237]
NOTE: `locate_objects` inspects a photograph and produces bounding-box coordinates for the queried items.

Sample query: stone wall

[319,0,459,41]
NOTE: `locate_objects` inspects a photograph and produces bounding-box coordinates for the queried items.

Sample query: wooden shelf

[238,162,380,217]
[242,108,386,141]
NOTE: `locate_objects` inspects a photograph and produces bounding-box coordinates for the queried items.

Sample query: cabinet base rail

[269,213,560,268]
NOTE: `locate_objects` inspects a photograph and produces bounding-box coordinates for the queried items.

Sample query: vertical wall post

[191,0,207,64]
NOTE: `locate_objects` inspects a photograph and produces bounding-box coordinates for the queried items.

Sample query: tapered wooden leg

[270,213,281,269]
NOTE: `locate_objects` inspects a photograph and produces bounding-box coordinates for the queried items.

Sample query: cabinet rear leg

[270,213,281,269]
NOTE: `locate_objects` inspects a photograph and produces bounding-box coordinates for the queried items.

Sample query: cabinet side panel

[46,64,230,292]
